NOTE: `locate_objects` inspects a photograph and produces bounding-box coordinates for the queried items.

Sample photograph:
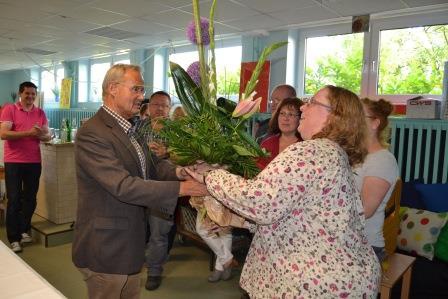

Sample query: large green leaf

[169,62,205,114]
[232,144,256,157]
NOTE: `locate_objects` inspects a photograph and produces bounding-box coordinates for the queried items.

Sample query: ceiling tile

[57,6,130,26]
[34,38,90,50]
[153,0,193,9]
[141,9,193,30]
[228,14,285,31]
[179,0,259,22]
[124,34,160,46]
[270,5,340,26]
[214,22,242,35]
[5,0,95,14]
[91,0,172,17]
[0,2,52,22]
[36,15,101,33]
[232,0,316,14]
[101,39,137,51]
[324,0,405,16]
[110,19,174,35]
[401,0,448,8]
[0,0,445,72]
[1,31,55,48]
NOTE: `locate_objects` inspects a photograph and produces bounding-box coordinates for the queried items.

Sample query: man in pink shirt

[0,81,51,253]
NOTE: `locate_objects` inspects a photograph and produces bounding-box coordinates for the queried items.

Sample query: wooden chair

[380,178,416,299]
[383,178,402,256]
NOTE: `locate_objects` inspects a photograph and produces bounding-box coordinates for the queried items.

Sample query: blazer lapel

[98,108,144,178]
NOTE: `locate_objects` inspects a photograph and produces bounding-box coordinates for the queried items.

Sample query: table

[36,142,77,224]
[0,241,66,298]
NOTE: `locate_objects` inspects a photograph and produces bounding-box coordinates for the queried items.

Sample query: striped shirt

[102,105,146,179]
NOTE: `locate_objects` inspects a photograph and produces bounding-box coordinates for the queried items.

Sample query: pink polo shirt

[0,102,48,163]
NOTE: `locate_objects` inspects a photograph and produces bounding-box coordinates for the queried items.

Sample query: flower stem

[208,0,217,103]
[192,0,209,104]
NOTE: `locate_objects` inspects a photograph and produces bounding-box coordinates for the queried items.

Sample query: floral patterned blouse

[205,138,381,298]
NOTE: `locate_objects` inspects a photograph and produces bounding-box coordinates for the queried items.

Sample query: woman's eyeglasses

[302,97,332,111]
[279,111,300,118]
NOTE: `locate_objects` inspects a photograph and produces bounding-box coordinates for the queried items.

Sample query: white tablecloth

[0,241,66,299]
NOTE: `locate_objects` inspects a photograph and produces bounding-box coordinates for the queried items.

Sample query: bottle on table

[60,118,67,143]
[70,119,77,141]
[66,118,71,142]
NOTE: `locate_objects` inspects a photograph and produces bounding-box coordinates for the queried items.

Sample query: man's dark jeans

[5,163,41,243]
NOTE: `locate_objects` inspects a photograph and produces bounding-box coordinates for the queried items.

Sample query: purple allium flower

[187,61,201,86]
[186,17,210,45]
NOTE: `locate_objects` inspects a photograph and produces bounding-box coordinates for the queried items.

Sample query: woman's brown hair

[313,85,367,167]
[268,97,303,139]
[361,98,394,147]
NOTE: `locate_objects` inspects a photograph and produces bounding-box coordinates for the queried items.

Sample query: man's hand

[176,166,193,181]
[179,181,209,197]
[184,167,206,183]
[189,160,226,175]
[36,125,51,141]
[29,126,42,136]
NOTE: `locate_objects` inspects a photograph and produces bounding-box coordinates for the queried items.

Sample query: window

[169,49,198,103]
[377,24,448,96]
[304,33,364,95]
[90,61,110,102]
[168,42,242,102]
[114,59,130,65]
[293,9,448,103]
[78,61,88,103]
[215,46,241,100]
[40,65,64,106]
[77,53,130,106]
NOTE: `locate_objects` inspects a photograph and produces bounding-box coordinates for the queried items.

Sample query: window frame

[367,11,448,103]
[39,64,65,109]
[296,23,362,97]
[293,8,448,103]
[167,37,242,104]
[76,53,130,109]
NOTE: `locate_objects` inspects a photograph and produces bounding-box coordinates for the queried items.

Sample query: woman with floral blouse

[189,85,381,298]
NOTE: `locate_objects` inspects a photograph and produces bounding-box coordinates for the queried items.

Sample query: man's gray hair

[102,64,141,98]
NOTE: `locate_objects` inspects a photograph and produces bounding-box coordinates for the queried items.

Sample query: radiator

[44,108,97,129]
[390,117,448,184]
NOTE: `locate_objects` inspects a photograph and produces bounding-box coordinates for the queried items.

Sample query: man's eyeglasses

[302,97,332,111]
[279,111,300,118]
[117,82,146,95]
[149,103,170,109]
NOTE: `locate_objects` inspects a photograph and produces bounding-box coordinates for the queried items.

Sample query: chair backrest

[383,178,403,256]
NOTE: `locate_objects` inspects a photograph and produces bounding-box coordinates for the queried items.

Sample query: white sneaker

[11,242,22,253]
[20,233,33,243]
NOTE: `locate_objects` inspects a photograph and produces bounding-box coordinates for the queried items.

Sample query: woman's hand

[184,161,228,183]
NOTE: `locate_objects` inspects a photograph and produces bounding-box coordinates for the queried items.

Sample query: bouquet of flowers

[159,0,286,227]
[160,0,287,179]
